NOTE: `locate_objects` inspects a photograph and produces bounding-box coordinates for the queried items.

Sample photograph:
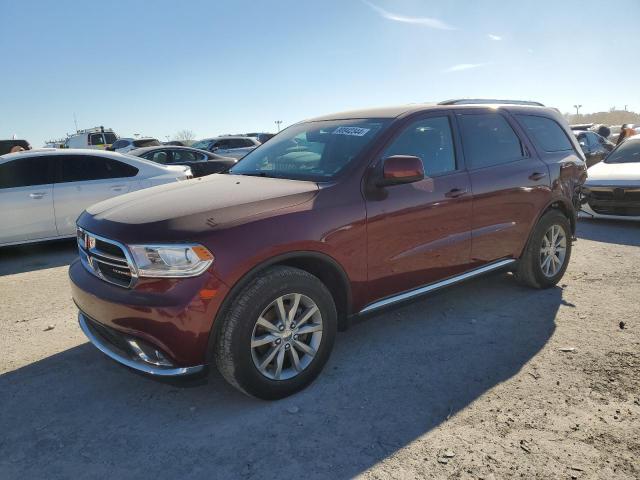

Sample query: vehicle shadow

[0,272,561,479]
[576,218,640,247]
[0,239,77,276]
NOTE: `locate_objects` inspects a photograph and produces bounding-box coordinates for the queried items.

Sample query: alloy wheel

[250,293,323,380]
[539,224,567,277]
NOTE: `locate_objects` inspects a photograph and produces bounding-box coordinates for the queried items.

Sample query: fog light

[127,338,173,367]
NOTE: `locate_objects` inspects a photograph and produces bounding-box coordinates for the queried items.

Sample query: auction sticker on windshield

[332,126,371,136]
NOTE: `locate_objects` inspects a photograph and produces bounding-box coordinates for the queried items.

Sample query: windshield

[605,139,640,164]
[192,139,213,150]
[229,119,389,181]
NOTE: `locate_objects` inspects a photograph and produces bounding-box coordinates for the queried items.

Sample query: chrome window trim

[359,259,516,314]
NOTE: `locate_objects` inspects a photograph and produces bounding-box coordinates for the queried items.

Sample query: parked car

[574,130,615,167]
[108,137,161,153]
[0,149,192,247]
[191,136,260,159]
[64,127,118,150]
[130,146,236,177]
[581,135,640,221]
[246,132,276,143]
[0,139,31,155]
[70,100,586,399]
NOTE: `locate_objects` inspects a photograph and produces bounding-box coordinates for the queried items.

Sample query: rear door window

[146,150,171,164]
[172,150,198,162]
[0,156,55,188]
[458,113,526,169]
[515,115,573,152]
[58,155,139,182]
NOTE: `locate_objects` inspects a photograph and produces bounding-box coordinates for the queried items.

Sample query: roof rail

[73,126,115,135]
[438,99,545,107]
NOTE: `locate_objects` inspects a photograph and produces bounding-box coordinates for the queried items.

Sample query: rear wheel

[515,210,572,289]
[214,266,337,399]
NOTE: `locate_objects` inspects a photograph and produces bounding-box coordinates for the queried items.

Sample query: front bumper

[69,259,230,368]
[581,185,640,221]
[79,312,204,376]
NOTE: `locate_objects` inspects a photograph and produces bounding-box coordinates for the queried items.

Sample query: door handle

[445,188,468,198]
[529,172,547,181]
[110,185,126,191]
[29,192,46,199]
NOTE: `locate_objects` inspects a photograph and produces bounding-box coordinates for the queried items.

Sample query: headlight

[128,244,214,278]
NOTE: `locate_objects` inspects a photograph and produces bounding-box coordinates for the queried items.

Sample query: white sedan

[582,136,640,221]
[0,149,192,246]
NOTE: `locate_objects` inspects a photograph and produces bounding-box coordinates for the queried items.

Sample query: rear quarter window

[516,115,573,152]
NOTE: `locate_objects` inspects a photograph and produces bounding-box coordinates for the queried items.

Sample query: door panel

[0,155,57,244]
[366,173,473,301]
[456,111,551,263]
[467,159,550,262]
[0,185,56,244]
[53,155,137,235]
[365,113,472,303]
[53,180,133,235]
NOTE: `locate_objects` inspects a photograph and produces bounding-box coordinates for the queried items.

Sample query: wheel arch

[519,198,575,259]
[206,251,353,362]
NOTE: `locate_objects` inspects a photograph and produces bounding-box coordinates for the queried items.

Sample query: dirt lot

[0,219,638,479]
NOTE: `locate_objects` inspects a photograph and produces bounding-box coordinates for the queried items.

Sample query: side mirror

[377,155,424,186]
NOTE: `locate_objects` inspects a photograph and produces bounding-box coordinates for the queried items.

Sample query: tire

[515,210,572,289]
[214,266,337,400]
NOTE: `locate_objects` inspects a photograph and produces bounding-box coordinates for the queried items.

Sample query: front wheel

[515,210,572,289]
[214,266,337,399]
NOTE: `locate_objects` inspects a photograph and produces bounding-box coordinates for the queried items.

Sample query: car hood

[586,161,640,185]
[81,174,318,240]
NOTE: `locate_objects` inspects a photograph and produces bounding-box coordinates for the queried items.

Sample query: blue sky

[2,0,638,147]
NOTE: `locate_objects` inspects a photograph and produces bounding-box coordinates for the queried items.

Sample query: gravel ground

[0,219,638,479]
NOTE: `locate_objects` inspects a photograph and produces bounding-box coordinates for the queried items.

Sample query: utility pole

[573,104,582,116]
[275,120,283,132]
[73,113,79,132]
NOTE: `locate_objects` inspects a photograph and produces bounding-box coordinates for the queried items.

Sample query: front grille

[589,205,640,216]
[77,228,136,288]
[586,187,640,217]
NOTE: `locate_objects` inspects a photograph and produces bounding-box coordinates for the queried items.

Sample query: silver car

[191,136,260,159]
[0,149,192,246]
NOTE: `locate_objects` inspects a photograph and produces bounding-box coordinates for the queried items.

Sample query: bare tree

[174,129,196,141]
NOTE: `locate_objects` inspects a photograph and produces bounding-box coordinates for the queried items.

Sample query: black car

[0,139,31,155]
[573,130,614,167]
[129,146,236,177]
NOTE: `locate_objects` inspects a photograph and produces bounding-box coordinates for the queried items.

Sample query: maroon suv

[70,100,587,399]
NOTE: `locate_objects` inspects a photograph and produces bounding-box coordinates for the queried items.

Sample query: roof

[303,101,556,122]
[197,135,257,141]
[119,137,158,141]
[0,148,134,163]
[439,99,544,106]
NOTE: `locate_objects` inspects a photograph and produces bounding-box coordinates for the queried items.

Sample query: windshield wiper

[232,171,280,178]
